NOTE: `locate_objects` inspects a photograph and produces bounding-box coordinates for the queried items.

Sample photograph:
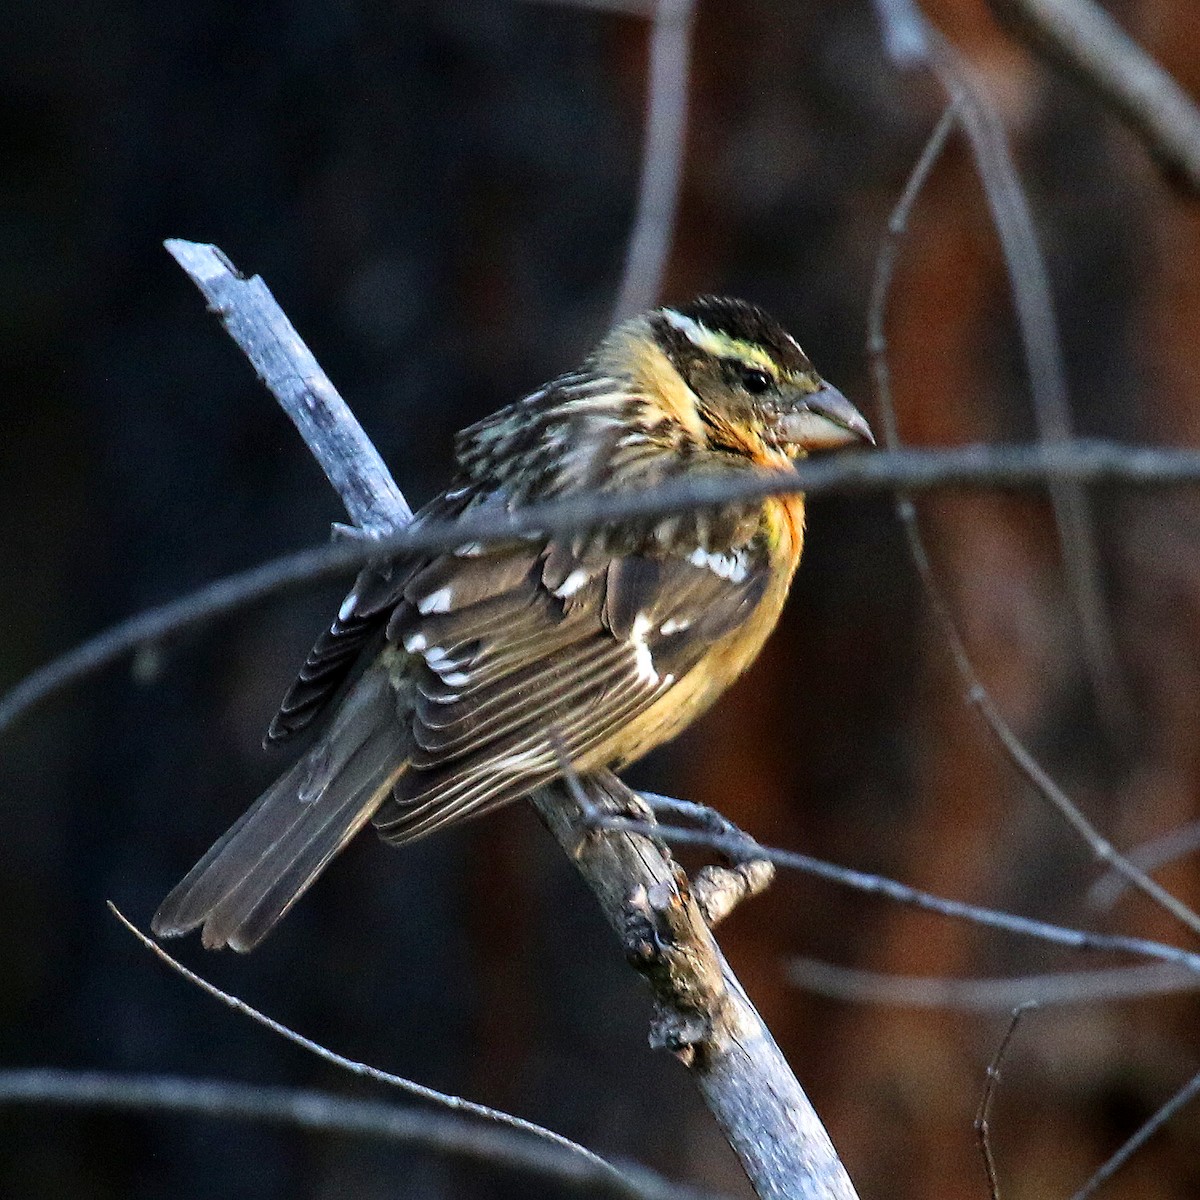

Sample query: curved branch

[0,1069,715,1200]
[109,905,643,1193]
[867,111,1200,941]
[611,0,696,321]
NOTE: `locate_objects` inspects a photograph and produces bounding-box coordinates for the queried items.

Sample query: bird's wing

[373,536,770,844]
[264,493,470,745]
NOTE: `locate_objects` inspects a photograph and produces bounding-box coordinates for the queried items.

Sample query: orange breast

[588,492,807,770]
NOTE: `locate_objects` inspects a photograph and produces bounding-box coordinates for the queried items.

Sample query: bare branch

[541,771,859,1200]
[784,958,1199,1010]
[868,0,930,69]
[1088,819,1200,912]
[867,113,1200,941]
[986,0,1200,195]
[927,28,1126,732]
[611,0,696,322]
[165,240,410,533]
[975,1005,1035,1200]
[159,241,860,1199]
[592,813,1200,974]
[108,905,649,1194]
[7,438,1200,741]
[1070,1068,1200,1200]
[874,3,1128,727]
[0,1068,719,1200]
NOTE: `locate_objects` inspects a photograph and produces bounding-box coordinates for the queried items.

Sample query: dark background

[4,1,1200,1196]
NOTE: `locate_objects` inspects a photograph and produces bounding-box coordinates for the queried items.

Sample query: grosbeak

[153,296,873,951]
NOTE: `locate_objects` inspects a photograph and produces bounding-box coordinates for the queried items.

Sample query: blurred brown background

[3,0,1199,1196]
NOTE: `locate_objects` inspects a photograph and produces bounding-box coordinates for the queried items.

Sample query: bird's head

[613,296,874,462]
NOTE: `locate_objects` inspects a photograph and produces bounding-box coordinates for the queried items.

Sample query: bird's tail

[152,663,410,952]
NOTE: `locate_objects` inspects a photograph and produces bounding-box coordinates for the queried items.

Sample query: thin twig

[0,1069,720,1200]
[1069,1068,1200,1200]
[784,958,1198,1011]
[108,905,653,1193]
[986,0,1200,194]
[7,439,1200,740]
[867,113,1200,940]
[611,0,696,322]
[591,814,1200,974]
[1088,819,1200,912]
[926,27,1126,732]
[975,1004,1035,1200]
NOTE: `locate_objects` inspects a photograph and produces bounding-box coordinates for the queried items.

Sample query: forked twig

[873,2,1126,730]
[975,1004,1036,1200]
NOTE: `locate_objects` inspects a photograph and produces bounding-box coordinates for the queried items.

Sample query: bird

[152,296,873,951]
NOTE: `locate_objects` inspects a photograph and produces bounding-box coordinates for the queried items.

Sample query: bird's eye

[738,367,773,395]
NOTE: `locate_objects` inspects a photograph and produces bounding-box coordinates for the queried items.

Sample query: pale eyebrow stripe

[660,309,780,374]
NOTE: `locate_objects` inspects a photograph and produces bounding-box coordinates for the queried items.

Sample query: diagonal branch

[867,109,1200,941]
[986,0,1200,195]
[872,2,1127,732]
[163,240,860,1200]
[107,905,709,1200]
[163,240,410,534]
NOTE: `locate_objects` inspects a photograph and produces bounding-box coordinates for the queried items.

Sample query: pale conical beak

[778,382,874,451]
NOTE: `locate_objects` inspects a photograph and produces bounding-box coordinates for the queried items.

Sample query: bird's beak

[778,382,874,451]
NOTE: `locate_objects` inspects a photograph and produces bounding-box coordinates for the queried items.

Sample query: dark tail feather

[152,666,410,952]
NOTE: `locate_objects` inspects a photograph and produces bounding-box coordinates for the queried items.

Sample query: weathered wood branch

[166,240,860,1200]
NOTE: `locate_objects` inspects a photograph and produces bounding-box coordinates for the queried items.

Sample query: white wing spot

[403,631,428,653]
[454,541,485,557]
[554,568,591,599]
[496,746,548,771]
[660,617,691,635]
[418,587,454,615]
[688,547,749,583]
[439,670,470,687]
[631,614,659,684]
[337,593,358,622]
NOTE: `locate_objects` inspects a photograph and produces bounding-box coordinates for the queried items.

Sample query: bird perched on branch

[154,296,873,951]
